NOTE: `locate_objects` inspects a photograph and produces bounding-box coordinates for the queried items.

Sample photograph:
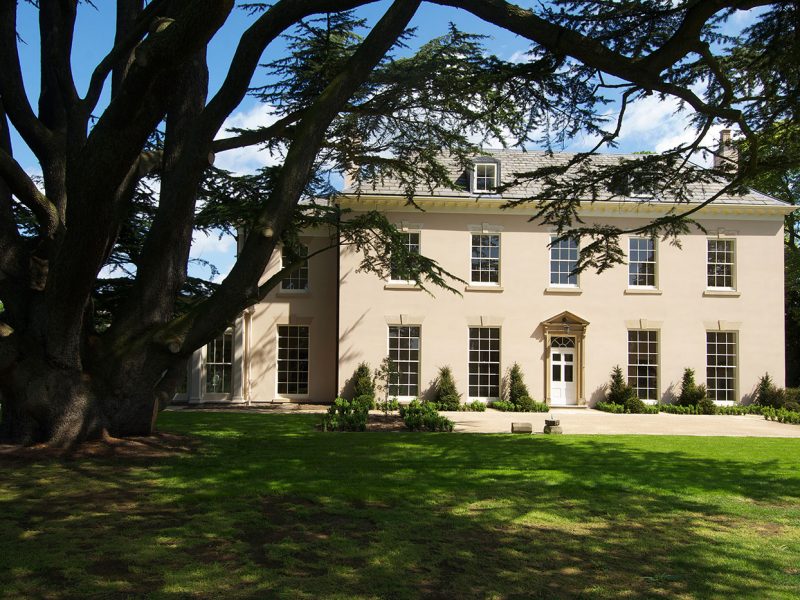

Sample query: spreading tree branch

[0,147,59,237]
[0,0,52,159]
[83,0,171,111]
[180,0,422,352]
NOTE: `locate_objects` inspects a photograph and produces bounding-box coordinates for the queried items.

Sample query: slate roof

[343,149,789,208]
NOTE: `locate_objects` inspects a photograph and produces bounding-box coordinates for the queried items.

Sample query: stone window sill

[465,285,504,293]
[624,288,663,296]
[703,290,741,298]
[276,290,310,298]
[544,287,583,295]
[384,283,422,291]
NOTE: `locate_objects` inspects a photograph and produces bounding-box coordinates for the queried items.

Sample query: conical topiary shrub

[434,366,461,410]
[508,363,530,405]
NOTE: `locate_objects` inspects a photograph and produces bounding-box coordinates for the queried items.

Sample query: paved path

[172,403,800,437]
[443,408,800,437]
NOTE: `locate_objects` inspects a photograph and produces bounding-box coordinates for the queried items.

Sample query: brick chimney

[713,129,738,171]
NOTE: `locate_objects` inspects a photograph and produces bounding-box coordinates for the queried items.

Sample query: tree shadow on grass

[1,412,799,598]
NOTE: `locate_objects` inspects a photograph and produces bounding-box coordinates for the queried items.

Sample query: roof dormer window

[474,163,498,192]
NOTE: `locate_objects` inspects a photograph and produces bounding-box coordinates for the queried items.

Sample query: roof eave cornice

[336,194,796,218]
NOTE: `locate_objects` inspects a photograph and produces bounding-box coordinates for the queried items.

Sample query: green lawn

[1,413,800,599]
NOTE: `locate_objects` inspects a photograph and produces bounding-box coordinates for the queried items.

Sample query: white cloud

[508,49,530,64]
[564,91,726,167]
[190,230,235,258]
[214,103,284,174]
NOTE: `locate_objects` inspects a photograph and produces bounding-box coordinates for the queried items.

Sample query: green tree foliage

[744,124,800,385]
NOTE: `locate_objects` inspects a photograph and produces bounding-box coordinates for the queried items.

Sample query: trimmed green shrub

[351,362,375,400]
[596,401,625,414]
[607,365,638,405]
[400,399,454,432]
[597,399,658,414]
[491,400,516,412]
[433,366,461,411]
[755,373,786,409]
[376,398,399,413]
[459,401,487,412]
[696,396,717,415]
[784,401,800,413]
[660,403,698,414]
[514,396,549,412]
[507,363,530,404]
[321,397,369,432]
[623,395,648,414]
[763,407,800,425]
[355,393,376,410]
[677,368,707,406]
[715,405,764,415]
[492,398,548,412]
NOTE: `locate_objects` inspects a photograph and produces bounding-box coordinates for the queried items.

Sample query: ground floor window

[206,329,233,393]
[469,327,500,398]
[388,326,420,397]
[628,330,658,401]
[707,331,737,401]
[278,325,309,395]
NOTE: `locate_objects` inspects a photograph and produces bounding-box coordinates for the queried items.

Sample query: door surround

[541,311,589,406]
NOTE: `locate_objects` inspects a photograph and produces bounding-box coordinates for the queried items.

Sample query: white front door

[550,338,576,405]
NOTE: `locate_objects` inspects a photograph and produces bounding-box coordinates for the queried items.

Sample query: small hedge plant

[596,400,658,414]
[459,401,486,412]
[763,407,800,424]
[321,397,370,431]
[433,366,461,411]
[492,398,549,412]
[399,399,454,432]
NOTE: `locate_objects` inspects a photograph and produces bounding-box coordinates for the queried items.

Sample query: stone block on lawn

[543,424,563,434]
[511,422,533,434]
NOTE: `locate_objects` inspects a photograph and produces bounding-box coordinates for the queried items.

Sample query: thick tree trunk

[0,337,176,446]
[0,354,103,447]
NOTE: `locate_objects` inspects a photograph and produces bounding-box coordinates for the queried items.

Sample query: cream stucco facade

[179,150,793,408]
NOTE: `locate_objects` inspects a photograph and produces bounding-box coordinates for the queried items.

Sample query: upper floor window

[474,163,497,192]
[281,244,308,291]
[471,234,500,284]
[707,239,735,290]
[390,232,421,282]
[629,238,657,288]
[550,236,578,287]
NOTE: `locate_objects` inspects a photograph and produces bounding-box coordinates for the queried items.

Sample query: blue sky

[9,2,760,282]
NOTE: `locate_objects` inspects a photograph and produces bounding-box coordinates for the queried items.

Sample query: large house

[179,140,793,407]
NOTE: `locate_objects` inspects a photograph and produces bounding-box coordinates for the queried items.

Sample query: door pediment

[541,311,589,334]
